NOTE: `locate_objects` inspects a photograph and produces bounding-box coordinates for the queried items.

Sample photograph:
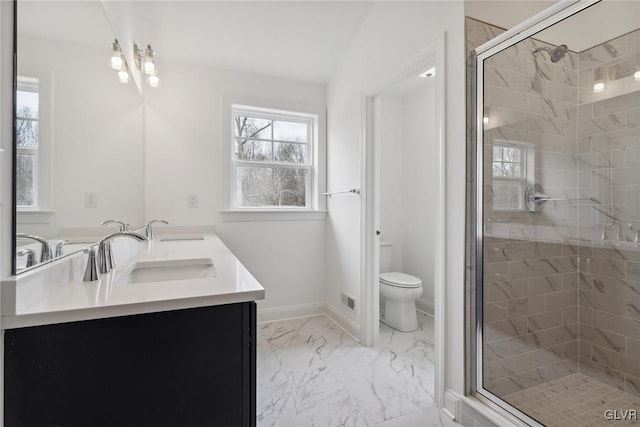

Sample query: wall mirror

[14,0,144,274]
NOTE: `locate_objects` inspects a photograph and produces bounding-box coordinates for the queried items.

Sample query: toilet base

[381,299,418,332]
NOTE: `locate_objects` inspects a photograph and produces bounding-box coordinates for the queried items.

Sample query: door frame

[360,33,446,407]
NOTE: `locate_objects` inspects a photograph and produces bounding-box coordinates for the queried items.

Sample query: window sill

[17,210,55,224]
[220,210,327,222]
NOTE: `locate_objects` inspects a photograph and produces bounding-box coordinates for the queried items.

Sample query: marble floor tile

[257,312,459,427]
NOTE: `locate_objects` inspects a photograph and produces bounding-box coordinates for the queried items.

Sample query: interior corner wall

[143,61,327,315]
[326,0,466,394]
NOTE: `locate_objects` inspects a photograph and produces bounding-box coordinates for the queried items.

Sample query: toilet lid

[380,272,422,288]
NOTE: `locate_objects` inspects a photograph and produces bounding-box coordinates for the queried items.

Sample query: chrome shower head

[532,44,568,63]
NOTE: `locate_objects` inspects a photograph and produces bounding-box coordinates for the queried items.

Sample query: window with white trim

[231,106,315,209]
[492,141,532,210]
[16,77,40,208]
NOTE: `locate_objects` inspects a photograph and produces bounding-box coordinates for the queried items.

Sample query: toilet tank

[379,241,393,273]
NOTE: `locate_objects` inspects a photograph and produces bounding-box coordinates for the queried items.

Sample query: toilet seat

[379,272,422,288]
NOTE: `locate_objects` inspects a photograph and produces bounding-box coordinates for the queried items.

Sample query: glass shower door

[471,1,640,425]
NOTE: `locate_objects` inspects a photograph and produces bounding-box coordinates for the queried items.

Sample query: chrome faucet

[16,233,52,262]
[96,231,147,274]
[100,219,128,232]
[17,248,36,268]
[145,219,169,240]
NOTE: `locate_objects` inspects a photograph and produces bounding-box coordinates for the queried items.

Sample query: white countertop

[2,229,265,329]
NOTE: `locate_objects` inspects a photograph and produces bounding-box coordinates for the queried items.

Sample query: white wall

[143,60,327,314]
[326,0,466,396]
[402,85,436,311]
[16,37,144,239]
[378,97,404,273]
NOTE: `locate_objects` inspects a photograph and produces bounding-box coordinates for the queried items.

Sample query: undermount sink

[159,235,205,242]
[124,258,216,284]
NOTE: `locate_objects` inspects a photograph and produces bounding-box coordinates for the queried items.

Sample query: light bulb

[118,69,129,84]
[634,70,640,81]
[592,68,606,93]
[148,74,159,88]
[483,115,489,125]
[110,55,123,70]
[143,45,155,76]
[144,61,156,75]
[593,81,605,93]
[110,40,123,70]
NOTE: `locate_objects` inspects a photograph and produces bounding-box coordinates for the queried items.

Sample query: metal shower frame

[466,0,601,425]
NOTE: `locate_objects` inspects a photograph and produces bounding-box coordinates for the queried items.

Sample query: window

[231,106,315,209]
[492,141,531,210]
[16,77,40,208]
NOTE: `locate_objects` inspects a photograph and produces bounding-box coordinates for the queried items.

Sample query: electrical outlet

[188,193,198,208]
[84,192,98,208]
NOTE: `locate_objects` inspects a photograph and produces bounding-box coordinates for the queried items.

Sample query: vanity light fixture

[134,43,160,88]
[592,68,605,93]
[109,39,130,84]
[110,39,124,70]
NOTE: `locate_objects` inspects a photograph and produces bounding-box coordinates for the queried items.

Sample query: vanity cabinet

[5,302,256,427]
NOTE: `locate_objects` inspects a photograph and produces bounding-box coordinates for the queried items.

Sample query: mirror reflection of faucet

[146,219,169,241]
[17,248,36,269]
[100,219,129,232]
[16,233,52,263]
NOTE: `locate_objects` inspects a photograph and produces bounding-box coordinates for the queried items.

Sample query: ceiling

[20,1,640,85]
[124,1,374,84]
[18,1,373,84]
[18,1,115,50]
[465,0,640,52]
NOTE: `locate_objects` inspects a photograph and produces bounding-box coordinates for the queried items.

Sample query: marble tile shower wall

[467,18,581,396]
[575,29,640,397]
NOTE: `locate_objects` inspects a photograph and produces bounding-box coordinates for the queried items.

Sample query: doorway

[361,36,446,407]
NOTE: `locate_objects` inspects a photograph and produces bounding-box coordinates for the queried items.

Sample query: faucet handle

[54,240,68,258]
[83,247,99,282]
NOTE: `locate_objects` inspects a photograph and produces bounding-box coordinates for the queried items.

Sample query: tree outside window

[16,78,39,208]
[232,107,313,209]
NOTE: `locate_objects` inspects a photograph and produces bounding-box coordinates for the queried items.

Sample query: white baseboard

[256,301,361,343]
[257,302,325,323]
[444,389,461,420]
[325,303,360,341]
[416,298,434,316]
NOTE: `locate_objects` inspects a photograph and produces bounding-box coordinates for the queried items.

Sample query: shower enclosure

[467,1,640,425]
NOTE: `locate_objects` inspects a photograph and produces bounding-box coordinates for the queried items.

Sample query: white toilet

[379,241,423,332]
